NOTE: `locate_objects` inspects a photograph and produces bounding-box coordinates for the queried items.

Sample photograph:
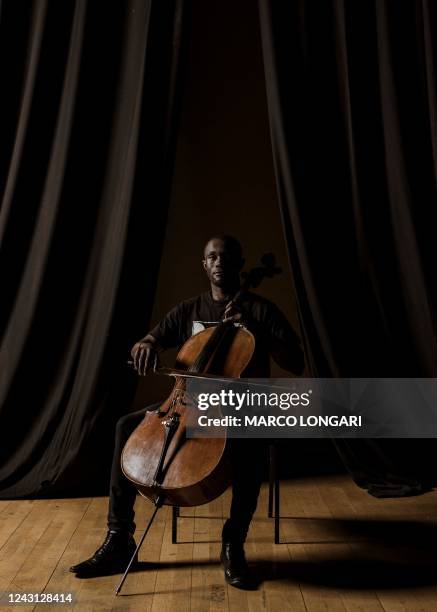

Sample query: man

[70,234,304,589]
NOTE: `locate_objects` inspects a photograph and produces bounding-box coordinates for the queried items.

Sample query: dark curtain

[260,0,437,495]
[0,0,189,498]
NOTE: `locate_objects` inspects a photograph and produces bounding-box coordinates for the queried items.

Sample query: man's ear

[202,259,207,271]
[239,257,245,271]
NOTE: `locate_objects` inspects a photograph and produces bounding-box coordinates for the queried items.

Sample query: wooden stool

[172,443,282,544]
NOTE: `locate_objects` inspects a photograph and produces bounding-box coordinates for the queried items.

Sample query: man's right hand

[131,340,158,376]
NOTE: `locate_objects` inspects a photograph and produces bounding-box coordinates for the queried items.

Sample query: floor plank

[2,476,437,611]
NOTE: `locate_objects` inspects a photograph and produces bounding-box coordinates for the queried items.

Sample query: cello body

[121,323,255,507]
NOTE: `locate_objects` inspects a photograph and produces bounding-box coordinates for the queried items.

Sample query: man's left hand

[223,301,246,324]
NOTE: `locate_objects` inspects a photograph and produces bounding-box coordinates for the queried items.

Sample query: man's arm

[130,302,184,376]
[264,303,305,375]
[224,298,305,375]
[270,335,305,375]
[131,334,162,376]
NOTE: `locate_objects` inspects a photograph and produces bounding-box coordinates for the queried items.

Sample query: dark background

[133,0,340,475]
[136,0,302,408]
[4,0,436,497]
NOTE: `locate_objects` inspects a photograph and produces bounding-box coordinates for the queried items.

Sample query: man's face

[203,238,243,288]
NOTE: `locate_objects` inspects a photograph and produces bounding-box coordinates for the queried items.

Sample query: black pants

[107,404,267,543]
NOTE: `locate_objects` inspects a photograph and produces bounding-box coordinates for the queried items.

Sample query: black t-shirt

[148,290,303,377]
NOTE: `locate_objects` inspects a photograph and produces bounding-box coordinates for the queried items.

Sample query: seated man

[70,234,304,589]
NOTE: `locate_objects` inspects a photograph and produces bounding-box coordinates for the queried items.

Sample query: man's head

[203,235,244,290]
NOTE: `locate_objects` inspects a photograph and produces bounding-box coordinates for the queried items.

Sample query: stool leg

[268,444,275,518]
[269,444,280,544]
[274,472,280,544]
[172,506,178,544]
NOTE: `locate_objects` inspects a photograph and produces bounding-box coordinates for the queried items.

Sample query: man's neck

[210,283,239,302]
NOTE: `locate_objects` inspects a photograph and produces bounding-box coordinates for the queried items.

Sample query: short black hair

[204,234,243,259]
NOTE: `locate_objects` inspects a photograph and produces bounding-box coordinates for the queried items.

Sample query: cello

[116,254,281,594]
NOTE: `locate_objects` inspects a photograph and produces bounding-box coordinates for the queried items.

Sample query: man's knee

[114,404,160,443]
[115,412,142,439]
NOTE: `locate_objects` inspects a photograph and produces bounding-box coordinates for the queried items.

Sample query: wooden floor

[2,475,437,611]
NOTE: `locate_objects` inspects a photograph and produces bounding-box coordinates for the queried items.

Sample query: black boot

[220,542,258,590]
[70,530,137,577]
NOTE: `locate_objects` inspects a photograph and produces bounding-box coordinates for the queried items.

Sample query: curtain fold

[0,0,189,497]
[259,0,437,495]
